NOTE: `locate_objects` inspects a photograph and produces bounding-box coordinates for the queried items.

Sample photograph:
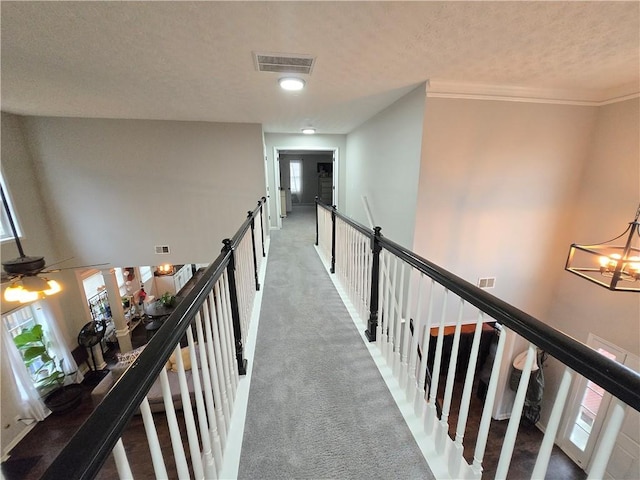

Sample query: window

[3,303,71,393]
[4,306,43,378]
[290,160,302,195]
[1,172,21,242]
[139,266,153,283]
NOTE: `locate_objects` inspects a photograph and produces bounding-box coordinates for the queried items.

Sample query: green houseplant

[13,324,65,395]
[157,291,176,308]
[13,324,83,414]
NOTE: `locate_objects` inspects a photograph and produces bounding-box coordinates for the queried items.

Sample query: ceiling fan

[1,185,108,303]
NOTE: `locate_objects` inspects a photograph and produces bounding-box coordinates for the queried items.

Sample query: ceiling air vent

[254,52,315,75]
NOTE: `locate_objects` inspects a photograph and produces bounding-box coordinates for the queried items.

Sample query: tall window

[1,172,21,242]
[2,302,79,395]
[290,160,302,195]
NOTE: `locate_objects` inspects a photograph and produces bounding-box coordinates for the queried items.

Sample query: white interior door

[603,353,640,479]
[560,334,636,474]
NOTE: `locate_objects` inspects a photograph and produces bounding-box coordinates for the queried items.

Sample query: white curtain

[35,301,84,384]
[1,320,50,421]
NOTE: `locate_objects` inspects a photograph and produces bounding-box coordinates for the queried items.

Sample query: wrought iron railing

[315,198,640,479]
[42,197,267,480]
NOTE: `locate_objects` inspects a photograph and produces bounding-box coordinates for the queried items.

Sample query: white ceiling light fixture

[279,77,305,91]
[301,128,316,135]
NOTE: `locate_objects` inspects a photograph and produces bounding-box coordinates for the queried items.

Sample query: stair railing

[41,197,267,480]
[315,198,640,480]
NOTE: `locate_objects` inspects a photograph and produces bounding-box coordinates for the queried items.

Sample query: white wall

[264,133,347,228]
[1,113,62,455]
[22,117,266,267]
[413,98,597,318]
[413,97,598,418]
[1,114,266,454]
[345,84,426,248]
[540,98,640,430]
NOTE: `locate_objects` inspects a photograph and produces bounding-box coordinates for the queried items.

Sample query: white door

[602,353,640,479]
[560,334,639,476]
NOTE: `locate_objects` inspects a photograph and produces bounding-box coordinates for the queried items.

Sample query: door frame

[558,333,631,472]
[272,146,340,228]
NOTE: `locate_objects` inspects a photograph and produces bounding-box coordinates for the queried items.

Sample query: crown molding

[426,80,640,106]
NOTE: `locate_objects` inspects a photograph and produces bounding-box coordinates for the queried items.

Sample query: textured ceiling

[1,1,639,134]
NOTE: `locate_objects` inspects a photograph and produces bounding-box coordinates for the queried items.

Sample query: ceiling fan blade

[42,262,110,274]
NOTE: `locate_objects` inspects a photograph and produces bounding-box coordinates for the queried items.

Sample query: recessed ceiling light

[301,128,316,135]
[279,77,305,91]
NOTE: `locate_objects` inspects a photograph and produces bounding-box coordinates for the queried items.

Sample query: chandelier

[565,204,640,292]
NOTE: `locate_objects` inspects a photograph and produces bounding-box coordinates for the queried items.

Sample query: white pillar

[102,268,133,353]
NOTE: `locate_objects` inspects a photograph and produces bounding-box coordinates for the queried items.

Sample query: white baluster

[380,250,392,358]
[375,249,386,351]
[531,367,574,479]
[399,267,414,390]
[214,282,236,402]
[436,298,464,453]
[449,311,484,478]
[587,398,627,480]
[139,397,169,479]
[494,343,536,480]
[425,289,449,436]
[173,342,204,480]
[386,255,398,366]
[186,327,217,479]
[203,292,228,447]
[112,438,134,479]
[406,273,424,403]
[437,297,464,454]
[214,281,233,424]
[471,324,507,479]
[215,280,234,421]
[393,261,406,378]
[159,367,190,479]
[414,280,436,418]
[195,311,224,471]
[220,273,239,391]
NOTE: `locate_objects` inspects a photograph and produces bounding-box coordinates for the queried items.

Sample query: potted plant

[13,324,83,414]
[157,291,176,309]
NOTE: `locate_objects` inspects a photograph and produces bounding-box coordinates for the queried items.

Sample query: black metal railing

[315,198,640,412]
[42,197,267,480]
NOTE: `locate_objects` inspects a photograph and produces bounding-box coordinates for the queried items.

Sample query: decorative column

[102,268,133,354]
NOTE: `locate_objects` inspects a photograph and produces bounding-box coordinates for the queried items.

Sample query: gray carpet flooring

[238,205,435,480]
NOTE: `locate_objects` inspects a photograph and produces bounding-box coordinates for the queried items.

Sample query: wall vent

[477,277,496,289]
[155,245,170,254]
[253,52,315,75]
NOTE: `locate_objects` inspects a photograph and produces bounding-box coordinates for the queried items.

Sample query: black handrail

[316,200,640,412]
[230,198,266,248]
[42,197,266,480]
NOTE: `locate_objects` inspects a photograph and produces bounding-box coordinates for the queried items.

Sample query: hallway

[238,205,434,479]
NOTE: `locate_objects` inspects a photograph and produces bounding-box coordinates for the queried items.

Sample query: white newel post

[101,268,133,353]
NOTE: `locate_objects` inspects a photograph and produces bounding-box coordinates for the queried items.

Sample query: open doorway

[274,148,337,225]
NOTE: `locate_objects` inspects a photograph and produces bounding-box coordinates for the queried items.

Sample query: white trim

[272,145,340,208]
[219,237,270,480]
[426,79,640,106]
